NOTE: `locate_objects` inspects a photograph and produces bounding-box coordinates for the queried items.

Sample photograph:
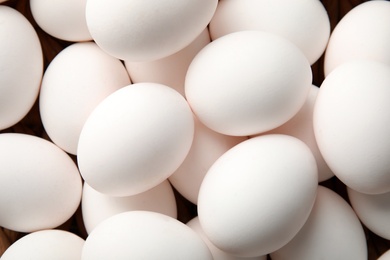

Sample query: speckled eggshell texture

[197,134,318,257]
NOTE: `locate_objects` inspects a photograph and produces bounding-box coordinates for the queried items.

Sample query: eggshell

[270,186,367,260]
[348,187,390,240]
[379,250,390,260]
[39,42,131,155]
[313,61,390,194]
[77,83,194,197]
[0,6,43,130]
[30,0,92,42]
[169,116,246,204]
[185,30,312,136]
[324,0,390,76]
[187,217,267,260]
[209,0,330,65]
[85,0,218,62]
[197,134,318,257]
[259,85,334,182]
[125,28,210,96]
[0,133,82,232]
[1,230,84,260]
[82,180,177,234]
[81,211,213,260]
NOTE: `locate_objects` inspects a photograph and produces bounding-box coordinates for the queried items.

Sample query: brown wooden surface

[1,0,388,258]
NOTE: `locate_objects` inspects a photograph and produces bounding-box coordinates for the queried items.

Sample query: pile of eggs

[1,0,390,259]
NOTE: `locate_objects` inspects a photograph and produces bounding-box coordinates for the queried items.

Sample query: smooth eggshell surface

[379,250,390,260]
[260,85,334,182]
[39,42,131,155]
[197,134,318,257]
[81,211,213,260]
[0,133,82,232]
[313,61,390,194]
[1,230,84,260]
[169,116,246,204]
[324,0,390,76]
[30,0,92,42]
[77,83,194,197]
[270,186,367,260]
[82,180,177,234]
[210,0,330,65]
[125,28,210,96]
[187,217,267,260]
[348,187,390,240]
[185,30,312,136]
[85,0,218,62]
[0,6,43,130]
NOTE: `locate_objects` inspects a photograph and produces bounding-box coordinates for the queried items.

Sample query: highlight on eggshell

[1,0,390,258]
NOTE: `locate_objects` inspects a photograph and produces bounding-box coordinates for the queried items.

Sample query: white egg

[85,0,218,61]
[270,186,367,260]
[0,6,43,130]
[379,250,390,260]
[348,187,390,240]
[125,28,210,96]
[39,42,131,155]
[209,0,330,65]
[1,230,84,260]
[82,180,177,234]
[185,30,312,136]
[324,0,390,75]
[313,61,390,194]
[0,133,82,232]
[197,134,318,257]
[259,85,334,182]
[77,83,194,197]
[169,116,246,205]
[30,0,92,42]
[81,211,213,260]
[187,217,267,260]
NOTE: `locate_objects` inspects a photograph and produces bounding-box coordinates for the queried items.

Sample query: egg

[30,0,92,42]
[85,0,218,62]
[1,230,84,260]
[348,187,390,240]
[39,42,131,155]
[0,6,43,130]
[185,30,312,136]
[77,83,194,197]
[259,85,334,182]
[125,28,210,96]
[187,217,267,260]
[0,133,82,232]
[313,61,390,194]
[197,134,318,257]
[169,116,246,205]
[324,0,390,76]
[81,211,213,260]
[270,186,367,260]
[379,250,390,260]
[209,0,330,65]
[82,180,177,234]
